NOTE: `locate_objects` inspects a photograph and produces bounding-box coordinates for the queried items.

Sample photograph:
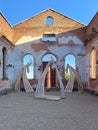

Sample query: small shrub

[65,73,70,81]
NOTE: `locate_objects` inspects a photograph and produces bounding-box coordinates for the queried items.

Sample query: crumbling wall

[85,36,98,92]
[2,9,86,87]
[0,37,14,91]
[11,34,86,87]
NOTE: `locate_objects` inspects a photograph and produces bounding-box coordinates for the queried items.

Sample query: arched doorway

[65,54,77,91]
[42,54,57,88]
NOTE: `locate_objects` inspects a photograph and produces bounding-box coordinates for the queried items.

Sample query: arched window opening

[90,48,96,79]
[42,54,56,62]
[23,54,34,80]
[2,47,7,79]
[65,54,77,91]
[46,16,54,25]
[65,54,76,78]
[42,54,57,88]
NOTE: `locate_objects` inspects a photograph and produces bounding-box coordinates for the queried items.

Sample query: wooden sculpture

[65,64,83,92]
[15,62,34,92]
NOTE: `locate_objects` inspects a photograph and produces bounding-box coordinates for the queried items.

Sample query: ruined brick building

[0,9,98,94]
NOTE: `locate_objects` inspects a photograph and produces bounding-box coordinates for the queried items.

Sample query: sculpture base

[35,95,61,101]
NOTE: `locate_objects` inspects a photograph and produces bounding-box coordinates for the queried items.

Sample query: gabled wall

[14,9,85,28]
[13,9,85,44]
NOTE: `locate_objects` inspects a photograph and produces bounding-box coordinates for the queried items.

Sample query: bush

[65,73,70,81]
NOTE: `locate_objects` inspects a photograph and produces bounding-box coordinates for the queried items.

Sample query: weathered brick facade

[0,13,13,42]
[0,9,98,94]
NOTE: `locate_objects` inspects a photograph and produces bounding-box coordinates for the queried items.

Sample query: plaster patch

[48,46,69,58]
[34,50,46,64]
[58,36,84,45]
[94,40,98,48]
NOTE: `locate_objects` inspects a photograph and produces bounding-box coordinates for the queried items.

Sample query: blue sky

[0,0,98,26]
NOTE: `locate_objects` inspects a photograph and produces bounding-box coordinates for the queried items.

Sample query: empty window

[42,34,56,41]
[23,54,34,79]
[42,54,56,62]
[46,16,54,25]
[65,54,76,80]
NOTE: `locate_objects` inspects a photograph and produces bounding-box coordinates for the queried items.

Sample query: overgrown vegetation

[86,27,98,42]
[65,72,76,81]
[65,73,70,81]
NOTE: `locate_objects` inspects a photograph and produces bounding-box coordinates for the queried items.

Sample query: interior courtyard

[0,9,98,94]
[0,8,98,129]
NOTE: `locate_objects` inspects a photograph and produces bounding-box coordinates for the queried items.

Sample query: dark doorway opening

[42,62,56,88]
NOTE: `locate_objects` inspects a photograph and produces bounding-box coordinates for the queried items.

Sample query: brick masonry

[0,9,98,94]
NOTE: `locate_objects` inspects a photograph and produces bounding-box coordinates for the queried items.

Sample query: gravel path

[0,91,98,130]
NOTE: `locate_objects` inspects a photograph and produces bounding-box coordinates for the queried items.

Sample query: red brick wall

[13,9,86,44]
[14,9,85,28]
[86,12,98,35]
[0,13,13,42]
[2,9,96,45]
[13,27,86,44]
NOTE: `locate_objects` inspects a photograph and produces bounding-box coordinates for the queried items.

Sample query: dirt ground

[0,91,98,130]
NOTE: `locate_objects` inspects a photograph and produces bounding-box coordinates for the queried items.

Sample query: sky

[0,0,98,26]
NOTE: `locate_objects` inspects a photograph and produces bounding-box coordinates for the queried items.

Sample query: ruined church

[0,9,98,94]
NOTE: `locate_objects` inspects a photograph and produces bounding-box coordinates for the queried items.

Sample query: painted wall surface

[0,38,14,80]
[85,38,98,91]
[8,35,86,87]
[0,36,86,87]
